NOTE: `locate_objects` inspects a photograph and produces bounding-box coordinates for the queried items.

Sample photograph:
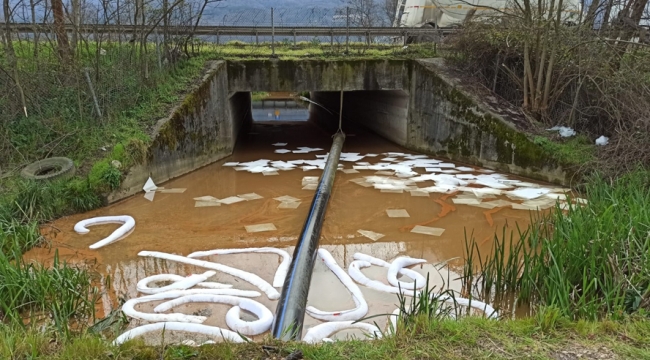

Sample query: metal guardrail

[1,23,456,38]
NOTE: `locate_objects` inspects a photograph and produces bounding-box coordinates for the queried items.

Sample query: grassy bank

[1,314,648,359]
[465,170,650,319]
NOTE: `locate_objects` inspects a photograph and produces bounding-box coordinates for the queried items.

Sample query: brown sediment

[483,206,507,228]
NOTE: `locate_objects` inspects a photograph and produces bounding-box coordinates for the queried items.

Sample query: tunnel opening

[250,92,309,123]
[308,90,409,147]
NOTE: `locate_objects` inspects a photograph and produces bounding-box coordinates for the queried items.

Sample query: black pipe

[272,132,346,340]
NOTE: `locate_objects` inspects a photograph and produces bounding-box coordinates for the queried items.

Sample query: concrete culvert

[21,157,75,181]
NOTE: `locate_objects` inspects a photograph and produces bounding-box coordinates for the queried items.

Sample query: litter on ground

[278,201,301,209]
[386,209,410,218]
[245,223,277,233]
[238,193,264,201]
[357,230,385,241]
[411,225,445,236]
[195,201,221,207]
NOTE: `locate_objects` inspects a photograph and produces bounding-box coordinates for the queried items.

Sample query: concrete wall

[228,59,410,92]
[405,59,567,184]
[109,58,569,203]
[310,90,409,146]
[310,59,568,184]
[109,61,251,202]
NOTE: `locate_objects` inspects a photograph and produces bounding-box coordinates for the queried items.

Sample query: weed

[463,170,650,320]
[0,241,99,336]
[533,135,596,166]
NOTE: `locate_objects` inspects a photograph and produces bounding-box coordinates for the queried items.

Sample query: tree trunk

[29,0,39,58]
[163,0,169,54]
[51,0,72,64]
[542,0,564,111]
[71,0,80,51]
[3,0,28,117]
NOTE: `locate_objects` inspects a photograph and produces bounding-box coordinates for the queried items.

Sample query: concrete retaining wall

[108,61,251,203]
[109,58,569,203]
[227,59,410,92]
[405,59,567,184]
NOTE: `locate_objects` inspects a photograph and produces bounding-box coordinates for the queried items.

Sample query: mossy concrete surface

[108,58,573,202]
[407,59,570,185]
[108,61,251,202]
[227,59,410,92]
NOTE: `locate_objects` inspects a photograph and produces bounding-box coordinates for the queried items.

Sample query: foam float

[354,253,426,290]
[302,321,383,344]
[187,247,291,288]
[305,248,368,321]
[387,256,427,290]
[154,294,273,336]
[348,260,419,297]
[74,215,135,249]
[138,251,280,300]
[113,322,248,346]
[122,289,260,324]
[136,271,232,294]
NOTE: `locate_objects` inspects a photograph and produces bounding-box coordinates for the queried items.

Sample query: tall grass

[0,238,99,337]
[0,184,100,337]
[464,170,650,319]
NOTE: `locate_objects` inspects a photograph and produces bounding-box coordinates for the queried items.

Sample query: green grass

[533,134,596,166]
[202,42,439,60]
[464,169,650,320]
[1,315,648,359]
[250,92,270,101]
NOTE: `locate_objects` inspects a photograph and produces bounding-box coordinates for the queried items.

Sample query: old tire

[21,157,75,181]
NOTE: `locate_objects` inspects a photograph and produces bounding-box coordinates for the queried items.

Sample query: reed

[463,170,650,319]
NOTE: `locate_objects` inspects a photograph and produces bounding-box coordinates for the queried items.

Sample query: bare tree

[51,0,72,64]
[383,0,399,26]
[3,0,28,117]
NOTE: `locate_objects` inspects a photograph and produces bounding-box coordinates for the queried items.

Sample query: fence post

[154,29,162,70]
[256,31,259,46]
[271,7,276,57]
[293,30,296,48]
[84,68,103,120]
[346,7,350,54]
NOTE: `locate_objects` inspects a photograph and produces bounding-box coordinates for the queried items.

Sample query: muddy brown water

[25,121,549,342]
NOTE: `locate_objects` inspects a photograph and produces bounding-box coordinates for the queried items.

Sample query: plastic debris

[144,191,155,202]
[278,201,301,209]
[274,149,291,154]
[238,193,263,201]
[506,188,551,200]
[381,189,404,193]
[455,166,474,172]
[195,201,221,207]
[410,225,445,236]
[274,195,300,203]
[272,143,288,146]
[302,184,317,190]
[386,209,410,218]
[193,196,220,202]
[143,177,157,192]
[159,188,186,193]
[452,198,482,205]
[547,126,576,137]
[595,136,609,146]
[245,223,277,233]
[357,230,385,241]
[342,169,360,174]
[223,162,239,167]
[262,171,279,176]
[218,196,247,205]
[409,190,429,197]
